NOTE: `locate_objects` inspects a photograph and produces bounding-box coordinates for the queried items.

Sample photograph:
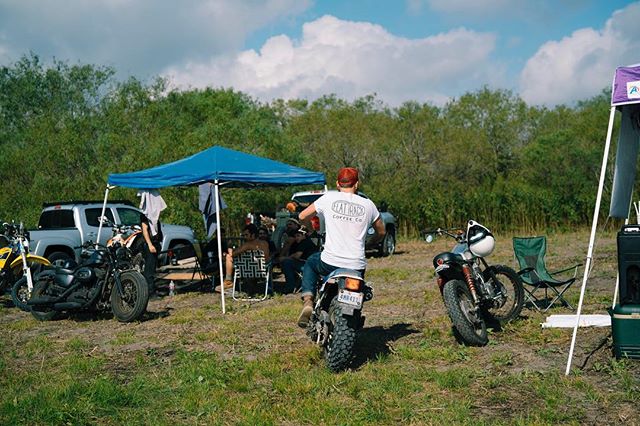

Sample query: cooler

[617,226,640,305]
[609,303,640,359]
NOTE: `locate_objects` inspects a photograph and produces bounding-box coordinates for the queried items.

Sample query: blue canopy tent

[97,146,326,313]
[566,64,640,374]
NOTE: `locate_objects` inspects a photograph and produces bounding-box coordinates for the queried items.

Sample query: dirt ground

[1,229,639,423]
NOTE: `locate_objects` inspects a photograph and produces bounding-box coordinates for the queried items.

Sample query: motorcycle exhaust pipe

[53,302,83,310]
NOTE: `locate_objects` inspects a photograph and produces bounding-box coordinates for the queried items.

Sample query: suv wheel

[379,232,396,257]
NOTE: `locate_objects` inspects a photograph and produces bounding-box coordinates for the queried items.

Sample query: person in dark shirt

[140,214,163,295]
[278,226,318,293]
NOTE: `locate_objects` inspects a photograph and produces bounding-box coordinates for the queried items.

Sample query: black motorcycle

[424,220,524,346]
[306,268,373,372]
[24,240,148,322]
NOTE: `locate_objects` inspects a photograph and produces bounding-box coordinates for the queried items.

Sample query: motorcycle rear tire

[11,276,31,311]
[324,296,357,372]
[29,281,57,321]
[442,279,488,346]
[483,265,524,323]
[130,239,146,274]
[110,270,149,322]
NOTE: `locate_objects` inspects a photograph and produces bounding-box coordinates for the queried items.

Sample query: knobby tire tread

[324,297,357,372]
[442,280,488,346]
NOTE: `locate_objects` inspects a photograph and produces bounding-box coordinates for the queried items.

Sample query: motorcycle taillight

[311,216,321,231]
[344,277,363,291]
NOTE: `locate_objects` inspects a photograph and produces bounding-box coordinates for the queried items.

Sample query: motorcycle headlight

[367,227,375,235]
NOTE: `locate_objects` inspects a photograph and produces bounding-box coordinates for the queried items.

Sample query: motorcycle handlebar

[422,227,465,242]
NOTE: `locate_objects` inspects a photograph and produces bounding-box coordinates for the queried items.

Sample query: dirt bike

[106,221,144,271]
[424,220,524,346]
[0,222,51,309]
[306,268,374,372]
[25,239,148,322]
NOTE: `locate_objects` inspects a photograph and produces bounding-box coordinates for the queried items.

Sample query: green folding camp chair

[512,236,582,312]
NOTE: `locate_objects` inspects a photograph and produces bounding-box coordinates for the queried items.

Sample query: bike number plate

[338,289,363,308]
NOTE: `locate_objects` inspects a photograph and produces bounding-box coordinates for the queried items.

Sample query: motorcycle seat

[435,251,466,264]
[323,268,363,282]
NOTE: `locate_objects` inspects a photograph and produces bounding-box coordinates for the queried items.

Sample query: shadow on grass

[352,322,419,369]
[1,297,16,308]
[37,306,172,323]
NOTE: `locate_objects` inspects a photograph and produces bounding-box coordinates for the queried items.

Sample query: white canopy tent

[566,64,640,374]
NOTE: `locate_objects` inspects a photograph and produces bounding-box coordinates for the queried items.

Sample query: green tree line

[0,54,621,238]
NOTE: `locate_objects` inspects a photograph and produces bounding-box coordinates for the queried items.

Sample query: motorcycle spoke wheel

[110,271,149,322]
[442,280,488,346]
[483,265,524,323]
[11,276,31,311]
[323,296,357,372]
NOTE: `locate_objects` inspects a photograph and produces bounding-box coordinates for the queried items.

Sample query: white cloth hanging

[138,189,167,236]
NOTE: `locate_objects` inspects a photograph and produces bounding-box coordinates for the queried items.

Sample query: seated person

[278,226,318,293]
[257,226,277,262]
[276,218,301,263]
[216,223,270,292]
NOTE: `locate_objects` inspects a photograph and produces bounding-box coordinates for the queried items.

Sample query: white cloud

[519,2,640,106]
[0,0,310,78]
[165,15,500,106]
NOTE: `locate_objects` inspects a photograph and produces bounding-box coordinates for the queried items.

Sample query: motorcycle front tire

[11,276,31,311]
[29,281,57,321]
[442,279,488,346]
[324,296,357,372]
[110,270,149,322]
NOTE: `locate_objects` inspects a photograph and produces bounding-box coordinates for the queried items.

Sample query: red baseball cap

[337,167,359,187]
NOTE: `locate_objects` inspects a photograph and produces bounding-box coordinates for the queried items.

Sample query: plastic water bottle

[169,281,175,297]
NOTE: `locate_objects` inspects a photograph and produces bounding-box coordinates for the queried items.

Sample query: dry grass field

[0,229,638,424]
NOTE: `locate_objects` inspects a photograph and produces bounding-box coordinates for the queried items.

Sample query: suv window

[38,210,75,229]
[117,208,142,226]
[85,208,115,227]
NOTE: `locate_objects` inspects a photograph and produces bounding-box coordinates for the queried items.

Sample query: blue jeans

[300,252,365,298]
[281,258,304,293]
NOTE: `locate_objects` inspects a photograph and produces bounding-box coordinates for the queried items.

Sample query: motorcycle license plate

[338,289,363,308]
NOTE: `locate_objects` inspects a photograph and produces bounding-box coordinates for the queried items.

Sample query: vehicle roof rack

[42,200,135,208]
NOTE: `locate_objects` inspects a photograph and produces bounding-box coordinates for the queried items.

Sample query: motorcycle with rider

[297,167,385,372]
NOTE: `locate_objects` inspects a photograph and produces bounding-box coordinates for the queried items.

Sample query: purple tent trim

[612,63,640,106]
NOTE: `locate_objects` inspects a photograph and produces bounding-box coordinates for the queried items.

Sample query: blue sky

[0,0,638,107]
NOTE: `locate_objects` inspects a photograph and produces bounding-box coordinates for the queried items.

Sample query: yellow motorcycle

[0,222,51,310]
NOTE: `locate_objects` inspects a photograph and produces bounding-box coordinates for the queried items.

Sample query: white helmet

[466,220,495,257]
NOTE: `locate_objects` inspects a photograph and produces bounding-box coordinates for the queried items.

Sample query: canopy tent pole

[214,180,226,314]
[95,185,114,248]
[565,106,617,375]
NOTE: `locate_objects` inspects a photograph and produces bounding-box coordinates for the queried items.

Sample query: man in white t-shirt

[296,167,386,327]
